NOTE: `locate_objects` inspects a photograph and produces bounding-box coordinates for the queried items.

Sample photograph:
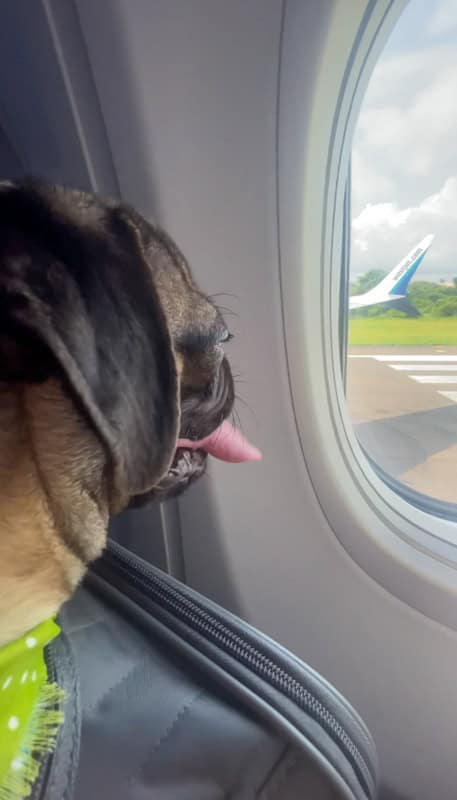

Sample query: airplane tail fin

[350,234,434,310]
[375,234,434,299]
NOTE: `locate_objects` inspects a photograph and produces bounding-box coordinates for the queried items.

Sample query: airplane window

[347,0,457,511]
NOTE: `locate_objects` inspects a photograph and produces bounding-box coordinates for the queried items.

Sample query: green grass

[349,317,457,346]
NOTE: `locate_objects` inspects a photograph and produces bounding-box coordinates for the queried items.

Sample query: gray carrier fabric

[39,541,378,800]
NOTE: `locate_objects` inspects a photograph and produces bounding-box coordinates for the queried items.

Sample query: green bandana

[0,619,65,800]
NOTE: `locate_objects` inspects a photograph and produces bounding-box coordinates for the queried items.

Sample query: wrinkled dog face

[0,179,235,512]
[127,206,236,504]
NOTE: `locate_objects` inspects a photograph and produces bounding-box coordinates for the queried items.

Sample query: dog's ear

[0,183,179,507]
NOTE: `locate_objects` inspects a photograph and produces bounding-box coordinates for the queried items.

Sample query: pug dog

[0,179,260,647]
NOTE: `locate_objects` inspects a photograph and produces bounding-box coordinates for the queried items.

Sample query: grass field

[349,317,457,346]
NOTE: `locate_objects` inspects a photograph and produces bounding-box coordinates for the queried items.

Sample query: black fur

[0,180,178,504]
[0,179,235,510]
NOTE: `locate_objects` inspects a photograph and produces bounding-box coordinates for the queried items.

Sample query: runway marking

[349,354,457,362]
[439,391,457,403]
[410,375,457,384]
[390,364,457,371]
[349,353,457,404]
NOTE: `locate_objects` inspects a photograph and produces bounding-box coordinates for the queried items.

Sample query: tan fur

[0,379,109,646]
[0,182,227,647]
[175,352,184,378]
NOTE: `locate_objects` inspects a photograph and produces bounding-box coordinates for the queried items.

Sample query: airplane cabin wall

[0,1,456,797]
[74,2,457,798]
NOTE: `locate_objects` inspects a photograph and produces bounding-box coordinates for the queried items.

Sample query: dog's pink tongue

[177,420,262,463]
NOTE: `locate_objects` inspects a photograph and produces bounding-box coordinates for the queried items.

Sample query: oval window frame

[278,0,457,629]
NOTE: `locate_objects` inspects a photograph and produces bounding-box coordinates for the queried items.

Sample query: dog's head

[0,179,245,642]
[0,179,235,504]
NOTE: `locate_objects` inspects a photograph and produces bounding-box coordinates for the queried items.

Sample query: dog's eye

[219,330,234,344]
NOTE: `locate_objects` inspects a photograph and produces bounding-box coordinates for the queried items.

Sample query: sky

[351,0,457,281]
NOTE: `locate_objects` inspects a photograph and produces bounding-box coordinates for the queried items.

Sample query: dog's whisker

[206,293,240,321]
[230,406,244,434]
[209,301,239,320]
[219,308,239,319]
[207,292,240,302]
[234,395,259,424]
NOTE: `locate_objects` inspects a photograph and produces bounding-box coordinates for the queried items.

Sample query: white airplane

[350,234,434,310]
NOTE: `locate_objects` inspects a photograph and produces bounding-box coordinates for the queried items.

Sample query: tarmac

[347,346,457,503]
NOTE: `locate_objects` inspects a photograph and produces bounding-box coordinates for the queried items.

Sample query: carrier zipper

[100,545,374,797]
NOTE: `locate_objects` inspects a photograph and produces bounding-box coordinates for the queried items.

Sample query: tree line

[350,271,457,317]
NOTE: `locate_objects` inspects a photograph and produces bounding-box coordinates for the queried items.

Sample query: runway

[347,346,457,504]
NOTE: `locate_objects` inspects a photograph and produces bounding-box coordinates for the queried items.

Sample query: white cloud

[352,177,457,279]
[351,8,457,282]
[352,47,457,216]
[428,5,457,36]
[420,176,457,217]
[352,202,412,232]
[354,238,368,253]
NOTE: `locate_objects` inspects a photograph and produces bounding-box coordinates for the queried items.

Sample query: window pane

[347,0,457,506]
